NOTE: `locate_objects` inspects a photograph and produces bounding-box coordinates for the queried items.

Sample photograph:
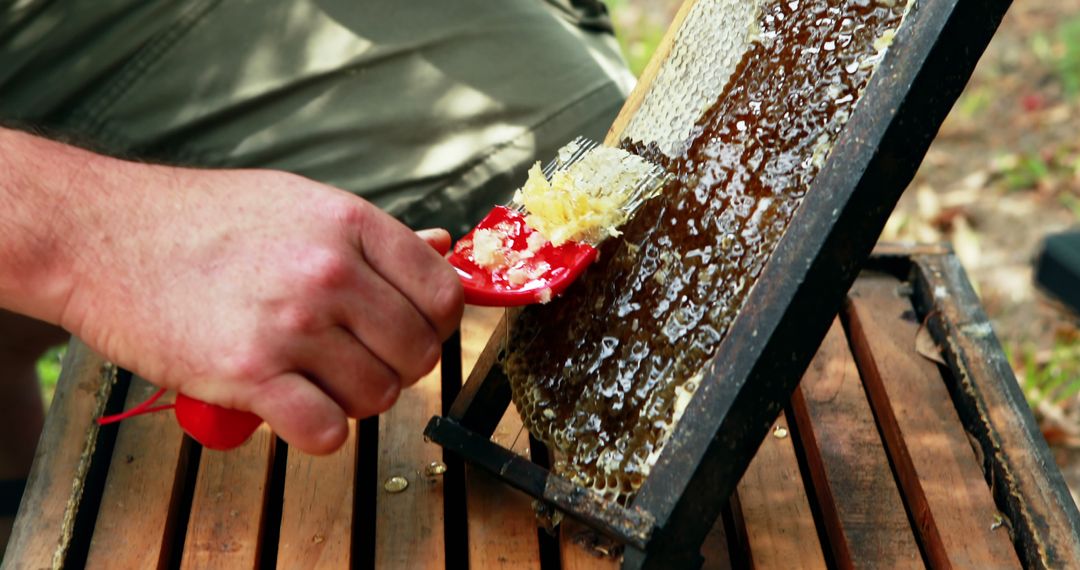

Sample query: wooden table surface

[7,262,1079,569]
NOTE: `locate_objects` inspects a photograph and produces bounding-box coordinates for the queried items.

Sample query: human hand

[60,166,463,454]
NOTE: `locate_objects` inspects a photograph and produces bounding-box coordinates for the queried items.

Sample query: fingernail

[380,382,402,410]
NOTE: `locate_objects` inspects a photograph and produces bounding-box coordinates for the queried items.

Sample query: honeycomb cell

[506,0,909,505]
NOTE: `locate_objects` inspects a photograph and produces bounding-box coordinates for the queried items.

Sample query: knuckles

[297,247,355,292]
[220,344,271,383]
[277,304,320,335]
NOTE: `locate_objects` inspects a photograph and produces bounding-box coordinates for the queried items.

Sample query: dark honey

[504,0,909,504]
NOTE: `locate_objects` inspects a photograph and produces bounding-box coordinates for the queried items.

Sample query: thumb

[415,228,452,255]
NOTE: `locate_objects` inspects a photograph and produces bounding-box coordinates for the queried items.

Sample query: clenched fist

[0,129,464,454]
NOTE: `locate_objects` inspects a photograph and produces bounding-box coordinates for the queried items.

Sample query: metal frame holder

[426,0,1017,567]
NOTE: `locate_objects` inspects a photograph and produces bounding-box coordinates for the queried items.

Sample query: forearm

[0,127,136,325]
[0,126,464,454]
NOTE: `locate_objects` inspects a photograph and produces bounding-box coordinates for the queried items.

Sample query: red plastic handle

[98,390,263,451]
[173,394,263,450]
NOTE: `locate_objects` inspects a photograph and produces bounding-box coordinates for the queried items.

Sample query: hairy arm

[0,127,463,454]
[0,128,102,322]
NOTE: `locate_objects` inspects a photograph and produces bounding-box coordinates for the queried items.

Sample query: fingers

[298,326,402,418]
[350,210,464,341]
[248,372,349,455]
[344,263,442,385]
[415,228,451,255]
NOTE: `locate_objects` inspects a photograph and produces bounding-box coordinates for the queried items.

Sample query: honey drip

[504,0,908,504]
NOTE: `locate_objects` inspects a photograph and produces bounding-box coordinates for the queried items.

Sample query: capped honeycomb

[504,0,910,505]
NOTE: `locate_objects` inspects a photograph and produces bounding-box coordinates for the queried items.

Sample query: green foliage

[1010,339,1080,413]
[954,86,992,120]
[1061,191,1080,220]
[993,143,1080,193]
[1056,16,1080,98]
[996,152,1053,191]
[607,0,672,77]
[36,345,64,405]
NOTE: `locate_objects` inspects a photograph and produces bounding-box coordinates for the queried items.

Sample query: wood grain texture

[911,253,1080,568]
[846,275,1021,569]
[460,307,505,377]
[85,378,190,569]
[180,425,275,570]
[276,421,357,570]
[734,412,826,570]
[466,406,540,570]
[560,518,620,570]
[374,362,445,569]
[790,319,923,569]
[1,339,116,570]
[447,308,515,425]
[461,307,542,570]
[699,510,733,570]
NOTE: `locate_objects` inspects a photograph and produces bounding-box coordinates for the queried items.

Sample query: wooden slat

[460,307,505,379]
[374,363,445,568]
[86,378,190,569]
[447,307,514,426]
[1,339,117,570]
[180,425,275,570]
[846,275,1021,569]
[790,319,923,569]
[276,420,357,569]
[734,412,826,570]
[560,519,619,570]
[912,253,1080,567]
[700,512,732,570]
[466,406,541,570]
[461,307,542,570]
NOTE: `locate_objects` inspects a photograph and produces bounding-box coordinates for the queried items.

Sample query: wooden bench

[4,246,1078,569]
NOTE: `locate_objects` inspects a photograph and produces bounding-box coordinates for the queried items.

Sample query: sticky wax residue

[516,146,664,246]
[504,0,908,504]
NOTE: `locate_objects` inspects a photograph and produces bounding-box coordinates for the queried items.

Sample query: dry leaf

[916,321,948,366]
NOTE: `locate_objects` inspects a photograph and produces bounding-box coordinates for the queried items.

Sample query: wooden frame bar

[909,253,1080,568]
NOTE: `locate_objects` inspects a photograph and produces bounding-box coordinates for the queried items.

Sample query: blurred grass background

[606,0,681,77]
[37,346,62,405]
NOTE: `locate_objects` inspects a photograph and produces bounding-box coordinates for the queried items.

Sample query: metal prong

[541,136,600,179]
[516,137,669,218]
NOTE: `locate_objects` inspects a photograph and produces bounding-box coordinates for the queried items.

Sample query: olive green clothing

[0,0,633,235]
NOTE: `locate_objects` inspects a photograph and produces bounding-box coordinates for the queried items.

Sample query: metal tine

[516,136,669,216]
[624,165,672,214]
[541,136,599,178]
[513,136,597,212]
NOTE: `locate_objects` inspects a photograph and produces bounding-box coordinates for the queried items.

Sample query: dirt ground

[613,0,1080,504]
[883,0,1080,503]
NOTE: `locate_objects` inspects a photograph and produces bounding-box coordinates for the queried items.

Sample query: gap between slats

[442,329,470,570]
[354,416,379,570]
[84,377,194,570]
[59,368,132,569]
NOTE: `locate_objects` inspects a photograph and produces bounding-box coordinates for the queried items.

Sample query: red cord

[96,387,176,425]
